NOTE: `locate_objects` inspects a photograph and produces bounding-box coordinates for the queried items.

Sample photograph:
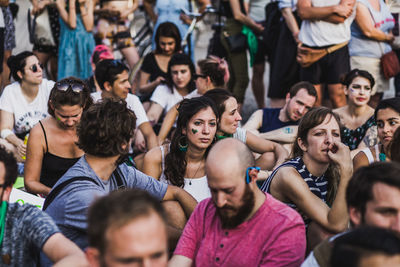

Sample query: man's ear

[349,206,362,227]
[248,168,259,184]
[297,137,307,152]
[85,247,102,267]
[104,81,113,92]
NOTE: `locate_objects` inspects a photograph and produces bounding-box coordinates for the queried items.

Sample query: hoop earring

[178,136,188,152]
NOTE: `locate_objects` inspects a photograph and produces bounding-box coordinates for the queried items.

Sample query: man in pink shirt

[170,138,306,267]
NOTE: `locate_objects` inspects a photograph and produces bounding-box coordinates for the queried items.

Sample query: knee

[256,152,276,171]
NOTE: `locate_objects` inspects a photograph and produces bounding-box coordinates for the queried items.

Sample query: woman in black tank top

[24,77,93,196]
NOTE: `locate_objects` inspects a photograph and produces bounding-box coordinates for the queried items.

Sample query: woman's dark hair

[155,22,182,54]
[197,56,229,87]
[291,107,342,205]
[374,97,400,120]
[7,51,35,82]
[341,69,375,89]
[164,97,219,187]
[48,77,93,117]
[166,53,196,93]
[77,98,136,159]
[390,127,400,163]
[203,88,233,118]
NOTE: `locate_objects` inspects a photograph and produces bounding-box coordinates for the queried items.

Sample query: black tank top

[221,0,246,19]
[39,121,80,188]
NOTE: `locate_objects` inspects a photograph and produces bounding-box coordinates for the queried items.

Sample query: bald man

[169,138,307,267]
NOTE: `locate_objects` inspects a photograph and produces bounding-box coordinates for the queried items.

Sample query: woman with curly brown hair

[143,96,218,202]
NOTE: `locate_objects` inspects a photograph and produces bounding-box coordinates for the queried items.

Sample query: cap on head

[91,45,114,65]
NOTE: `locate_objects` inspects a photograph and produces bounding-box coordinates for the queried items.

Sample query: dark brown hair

[77,98,136,158]
[7,51,35,82]
[155,22,182,54]
[164,97,219,187]
[87,189,167,254]
[48,77,93,117]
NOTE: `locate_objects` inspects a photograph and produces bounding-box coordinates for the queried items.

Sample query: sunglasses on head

[56,79,85,93]
[29,63,44,73]
[193,73,207,80]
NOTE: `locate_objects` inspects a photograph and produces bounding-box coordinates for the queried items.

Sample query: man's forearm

[172,187,197,218]
[258,126,298,144]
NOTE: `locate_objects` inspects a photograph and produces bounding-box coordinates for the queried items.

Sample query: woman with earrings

[157,55,230,144]
[204,89,288,171]
[353,97,400,170]
[0,51,55,161]
[143,96,218,202]
[24,77,92,196]
[334,69,377,158]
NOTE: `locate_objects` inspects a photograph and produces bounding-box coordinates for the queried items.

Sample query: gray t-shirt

[2,203,59,267]
[45,156,168,250]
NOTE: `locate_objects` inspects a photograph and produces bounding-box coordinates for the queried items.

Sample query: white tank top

[159,145,211,202]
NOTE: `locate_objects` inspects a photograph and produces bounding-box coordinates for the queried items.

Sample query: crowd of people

[0,0,400,266]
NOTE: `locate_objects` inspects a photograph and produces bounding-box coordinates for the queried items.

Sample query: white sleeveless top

[360,144,381,164]
[159,145,211,202]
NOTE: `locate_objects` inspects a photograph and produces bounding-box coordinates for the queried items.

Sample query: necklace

[188,161,203,185]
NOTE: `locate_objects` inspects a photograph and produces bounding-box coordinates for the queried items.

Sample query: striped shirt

[260,157,328,226]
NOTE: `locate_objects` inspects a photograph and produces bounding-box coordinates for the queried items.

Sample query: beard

[216,184,255,229]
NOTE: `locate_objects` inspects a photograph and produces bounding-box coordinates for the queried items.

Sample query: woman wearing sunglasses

[25,77,92,196]
[0,51,55,161]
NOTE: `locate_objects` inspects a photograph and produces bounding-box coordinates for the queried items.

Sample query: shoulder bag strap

[43,176,100,211]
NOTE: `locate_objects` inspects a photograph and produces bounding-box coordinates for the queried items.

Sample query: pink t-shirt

[174,193,306,267]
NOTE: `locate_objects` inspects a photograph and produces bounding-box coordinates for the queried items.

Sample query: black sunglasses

[29,63,44,73]
[193,74,207,80]
[56,79,85,93]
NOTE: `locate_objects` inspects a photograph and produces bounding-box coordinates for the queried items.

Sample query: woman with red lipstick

[0,51,55,161]
[334,69,377,158]
[353,97,400,171]
[24,77,92,196]
[260,107,353,250]
[204,89,288,171]
[143,97,218,202]
[146,53,197,126]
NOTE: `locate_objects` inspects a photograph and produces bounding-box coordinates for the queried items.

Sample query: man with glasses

[93,59,157,159]
[170,138,306,266]
[0,145,87,266]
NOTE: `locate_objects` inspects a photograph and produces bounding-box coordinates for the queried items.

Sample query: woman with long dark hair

[25,77,92,196]
[146,53,197,125]
[138,22,182,97]
[143,96,218,202]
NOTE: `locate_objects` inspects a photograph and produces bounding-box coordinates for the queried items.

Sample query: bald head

[206,138,255,179]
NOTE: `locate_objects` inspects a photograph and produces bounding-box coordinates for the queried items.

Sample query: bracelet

[0,129,13,139]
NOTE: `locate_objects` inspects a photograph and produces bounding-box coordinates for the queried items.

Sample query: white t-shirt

[91,92,149,128]
[150,84,193,115]
[298,0,355,46]
[0,79,54,134]
[233,127,248,143]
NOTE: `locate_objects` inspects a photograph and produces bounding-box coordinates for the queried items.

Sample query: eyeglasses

[109,59,125,67]
[193,73,207,80]
[56,79,85,93]
[28,63,44,73]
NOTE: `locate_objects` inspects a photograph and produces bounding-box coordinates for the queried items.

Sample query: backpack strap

[43,176,100,211]
[113,166,126,190]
